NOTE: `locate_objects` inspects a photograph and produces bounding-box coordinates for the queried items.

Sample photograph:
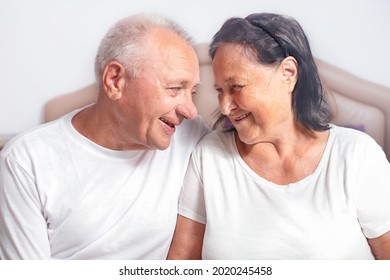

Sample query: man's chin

[150,138,172,151]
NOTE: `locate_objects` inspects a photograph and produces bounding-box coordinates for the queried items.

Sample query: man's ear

[280,56,298,92]
[102,61,126,100]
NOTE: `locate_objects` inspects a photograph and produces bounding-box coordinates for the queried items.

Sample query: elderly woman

[168,13,390,259]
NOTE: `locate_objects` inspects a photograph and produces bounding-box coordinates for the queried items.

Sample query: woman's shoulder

[330,124,385,157]
[331,124,378,145]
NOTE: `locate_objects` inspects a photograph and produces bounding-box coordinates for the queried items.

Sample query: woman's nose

[219,93,236,116]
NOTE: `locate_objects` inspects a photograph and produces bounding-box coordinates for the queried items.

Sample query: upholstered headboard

[44,43,390,159]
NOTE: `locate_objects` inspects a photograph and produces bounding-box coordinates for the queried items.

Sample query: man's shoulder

[194,129,233,151]
[177,116,210,139]
[1,119,65,158]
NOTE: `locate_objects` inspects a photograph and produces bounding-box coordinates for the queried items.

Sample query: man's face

[116,29,200,150]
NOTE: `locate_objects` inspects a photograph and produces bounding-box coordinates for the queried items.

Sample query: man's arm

[0,156,51,259]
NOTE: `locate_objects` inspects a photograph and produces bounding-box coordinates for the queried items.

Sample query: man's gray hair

[94,14,193,84]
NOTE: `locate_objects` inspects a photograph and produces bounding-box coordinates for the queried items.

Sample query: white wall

[0,0,389,135]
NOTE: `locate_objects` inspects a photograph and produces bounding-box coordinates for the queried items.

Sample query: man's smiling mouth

[160,118,176,128]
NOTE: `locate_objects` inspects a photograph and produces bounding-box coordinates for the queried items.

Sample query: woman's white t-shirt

[179,125,390,259]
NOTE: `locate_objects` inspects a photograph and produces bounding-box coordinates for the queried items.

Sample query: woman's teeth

[235,113,250,121]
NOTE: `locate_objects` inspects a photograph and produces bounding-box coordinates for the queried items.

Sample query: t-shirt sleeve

[355,139,390,239]
[178,149,206,224]
[0,152,51,259]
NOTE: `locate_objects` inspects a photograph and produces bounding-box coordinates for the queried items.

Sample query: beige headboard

[44,43,390,160]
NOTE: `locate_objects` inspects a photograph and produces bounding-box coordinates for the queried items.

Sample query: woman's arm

[368,231,390,259]
[167,215,205,260]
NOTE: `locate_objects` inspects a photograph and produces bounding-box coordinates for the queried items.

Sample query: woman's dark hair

[209,13,332,131]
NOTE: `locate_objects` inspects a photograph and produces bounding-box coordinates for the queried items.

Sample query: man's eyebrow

[179,80,200,87]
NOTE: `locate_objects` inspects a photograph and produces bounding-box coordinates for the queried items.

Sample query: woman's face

[212,43,293,144]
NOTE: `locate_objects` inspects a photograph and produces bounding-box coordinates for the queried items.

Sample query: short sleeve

[178,150,206,224]
[355,140,390,238]
[0,154,51,259]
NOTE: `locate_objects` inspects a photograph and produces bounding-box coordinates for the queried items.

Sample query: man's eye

[230,85,243,92]
[191,90,197,96]
[168,87,183,95]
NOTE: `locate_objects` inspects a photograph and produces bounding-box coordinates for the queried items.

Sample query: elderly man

[0,14,209,259]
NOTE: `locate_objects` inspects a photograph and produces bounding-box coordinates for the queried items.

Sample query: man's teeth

[160,118,175,128]
[236,113,250,121]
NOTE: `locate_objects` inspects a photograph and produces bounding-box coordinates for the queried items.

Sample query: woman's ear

[102,61,126,100]
[281,56,298,92]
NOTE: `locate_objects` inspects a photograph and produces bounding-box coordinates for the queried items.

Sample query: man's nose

[177,94,198,120]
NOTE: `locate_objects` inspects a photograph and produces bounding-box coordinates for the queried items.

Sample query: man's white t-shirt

[179,125,390,259]
[0,109,209,259]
